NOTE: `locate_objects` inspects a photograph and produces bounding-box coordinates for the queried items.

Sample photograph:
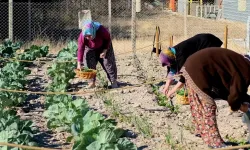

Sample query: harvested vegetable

[176,88,188,96]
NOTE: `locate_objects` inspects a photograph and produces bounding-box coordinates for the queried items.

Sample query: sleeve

[175,55,186,83]
[77,32,85,62]
[228,72,248,111]
[101,26,111,50]
[179,75,186,83]
[167,66,171,75]
[167,67,177,80]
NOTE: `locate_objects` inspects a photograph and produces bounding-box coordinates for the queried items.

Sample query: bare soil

[14,12,250,150]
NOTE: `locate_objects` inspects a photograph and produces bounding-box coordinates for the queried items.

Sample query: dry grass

[21,37,67,54]
[112,12,248,55]
[13,12,248,55]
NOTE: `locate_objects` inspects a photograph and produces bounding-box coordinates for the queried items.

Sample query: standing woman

[178,47,250,148]
[156,33,223,97]
[77,20,118,88]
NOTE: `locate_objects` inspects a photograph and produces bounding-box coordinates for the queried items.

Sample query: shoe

[111,81,119,88]
[195,133,201,138]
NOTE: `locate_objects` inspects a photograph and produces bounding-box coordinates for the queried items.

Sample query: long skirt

[84,42,117,83]
[181,67,227,149]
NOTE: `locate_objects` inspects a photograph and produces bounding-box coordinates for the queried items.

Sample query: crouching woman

[77,20,118,88]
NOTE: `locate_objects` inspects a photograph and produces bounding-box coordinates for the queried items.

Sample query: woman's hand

[166,81,185,98]
[100,49,107,58]
[77,61,81,70]
[162,79,172,95]
[162,86,169,95]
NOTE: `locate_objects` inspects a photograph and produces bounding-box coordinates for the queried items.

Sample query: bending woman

[179,47,250,148]
[157,33,223,97]
[77,20,118,88]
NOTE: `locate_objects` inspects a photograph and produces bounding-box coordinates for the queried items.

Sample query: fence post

[28,0,31,41]
[224,25,228,49]
[131,0,136,56]
[247,16,250,51]
[108,0,111,34]
[200,0,203,18]
[184,0,187,39]
[8,0,13,41]
[136,0,141,12]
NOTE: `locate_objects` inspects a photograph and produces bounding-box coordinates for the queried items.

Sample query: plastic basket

[74,69,97,79]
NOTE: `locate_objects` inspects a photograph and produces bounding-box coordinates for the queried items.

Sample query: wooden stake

[169,35,173,47]
[224,25,228,49]
[156,26,160,57]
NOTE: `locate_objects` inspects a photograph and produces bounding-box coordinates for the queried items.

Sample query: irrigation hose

[0,74,183,96]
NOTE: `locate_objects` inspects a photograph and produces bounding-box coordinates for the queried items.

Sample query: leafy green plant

[47,63,76,90]
[225,135,248,146]
[79,67,94,72]
[151,84,180,113]
[57,40,78,60]
[96,71,108,89]
[69,110,137,150]
[176,88,188,97]
[0,109,37,149]
[47,43,77,93]
[16,45,49,66]
[66,40,78,56]
[45,95,73,108]
[0,39,23,58]
[44,97,89,131]
[57,48,75,61]
[44,41,137,150]
[0,61,31,107]
[17,45,49,60]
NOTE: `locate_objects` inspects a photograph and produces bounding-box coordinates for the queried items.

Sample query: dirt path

[75,50,249,150]
[12,49,250,150]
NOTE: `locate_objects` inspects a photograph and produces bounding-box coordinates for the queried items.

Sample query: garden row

[0,39,137,150]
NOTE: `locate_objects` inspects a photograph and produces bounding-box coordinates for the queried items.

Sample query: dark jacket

[167,33,223,82]
[183,47,250,111]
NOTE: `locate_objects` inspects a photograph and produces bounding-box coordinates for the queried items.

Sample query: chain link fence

[137,0,249,55]
[0,0,249,55]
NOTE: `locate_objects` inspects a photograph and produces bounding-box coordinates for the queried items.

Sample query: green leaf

[117,138,137,150]
[66,136,74,143]
[86,141,102,150]
[100,143,119,150]
[96,129,117,144]
[113,128,125,139]
[28,141,37,146]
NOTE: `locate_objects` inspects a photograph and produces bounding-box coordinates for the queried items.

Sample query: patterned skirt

[181,67,228,149]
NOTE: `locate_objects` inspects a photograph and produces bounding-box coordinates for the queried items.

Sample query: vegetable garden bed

[0,39,137,150]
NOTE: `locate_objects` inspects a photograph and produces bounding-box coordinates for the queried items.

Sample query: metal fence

[0,0,249,54]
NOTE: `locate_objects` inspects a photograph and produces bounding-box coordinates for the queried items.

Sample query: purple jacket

[77,25,111,62]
